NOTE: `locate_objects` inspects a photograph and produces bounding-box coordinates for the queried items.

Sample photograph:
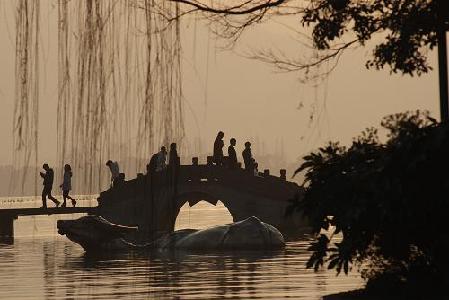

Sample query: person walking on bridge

[169,143,179,168]
[242,142,254,172]
[227,138,238,168]
[169,142,180,194]
[40,163,60,208]
[156,146,168,171]
[60,164,76,208]
[213,131,225,166]
[106,160,120,187]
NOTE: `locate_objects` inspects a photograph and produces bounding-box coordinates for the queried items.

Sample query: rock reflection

[0,238,364,299]
[0,200,363,299]
[0,237,14,245]
[53,248,301,299]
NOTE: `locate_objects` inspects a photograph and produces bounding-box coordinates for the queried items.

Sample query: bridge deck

[0,206,96,238]
[1,159,298,239]
[0,206,96,218]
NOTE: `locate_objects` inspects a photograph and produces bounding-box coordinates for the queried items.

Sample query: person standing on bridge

[169,143,179,168]
[60,164,76,208]
[156,146,168,171]
[227,138,238,168]
[147,153,158,174]
[253,160,262,177]
[242,142,254,173]
[169,142,180,194]
[213,131,225,166]
[40,163,60,208]
[106,160,120,187]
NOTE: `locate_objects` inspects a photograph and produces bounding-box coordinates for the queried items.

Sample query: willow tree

[13,0,40,193]
[13,0,184,194]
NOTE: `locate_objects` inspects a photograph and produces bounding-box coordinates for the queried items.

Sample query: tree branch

[169,0,288,15]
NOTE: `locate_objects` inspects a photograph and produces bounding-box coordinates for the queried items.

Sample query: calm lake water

[0,196,364,299]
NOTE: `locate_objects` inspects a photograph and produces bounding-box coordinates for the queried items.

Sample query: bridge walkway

[0,206,96,239]
[1,156,299,240]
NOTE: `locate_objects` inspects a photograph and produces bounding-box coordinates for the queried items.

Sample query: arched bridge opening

[174,191,234,230]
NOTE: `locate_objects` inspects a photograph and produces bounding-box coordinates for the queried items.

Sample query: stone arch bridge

[97,158,308,243]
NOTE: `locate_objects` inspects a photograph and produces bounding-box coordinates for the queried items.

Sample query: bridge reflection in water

[175,201,233,230]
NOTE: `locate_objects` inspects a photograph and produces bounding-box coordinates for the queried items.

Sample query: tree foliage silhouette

[172,0,449,76]
[288,111,449,298]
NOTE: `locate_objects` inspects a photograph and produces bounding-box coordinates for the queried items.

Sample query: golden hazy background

[0,1,441,168]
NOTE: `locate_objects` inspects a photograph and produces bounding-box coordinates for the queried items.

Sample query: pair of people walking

[40,163,76,208]
[148,143,179,173]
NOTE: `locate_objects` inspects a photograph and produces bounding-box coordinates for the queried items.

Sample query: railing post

[280,169,287,181]
[263,169,270,177]
[207,156,214,166]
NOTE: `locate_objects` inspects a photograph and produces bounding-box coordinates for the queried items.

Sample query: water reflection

[77,250,281,298]
[0,237,14,245]
[26,240,361,299]
[0,199,364,299]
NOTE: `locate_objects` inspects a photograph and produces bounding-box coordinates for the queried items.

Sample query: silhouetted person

[147,153,158,174]
[117,173,125,185]
[169,142,180,193]
[253,160,261,176]
[106,160,120,187]
[156,146,167,171]
[40,163,60,208]
[213,131,225,166]
[227,138,238,168]
[60,164,76,207]
[242,141,254,172]
[169,143,179,167]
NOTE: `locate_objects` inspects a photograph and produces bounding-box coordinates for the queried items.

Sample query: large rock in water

[57,216,138,252]
[155,216,285,250]
[57,215,285,252]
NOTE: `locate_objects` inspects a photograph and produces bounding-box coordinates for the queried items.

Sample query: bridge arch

[174,190,236,224]
[97,165,308,241]
[176,191,220,209]
[174,181,292,231]
[174,196,234,230]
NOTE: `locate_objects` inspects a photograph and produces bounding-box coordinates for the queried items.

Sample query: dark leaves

[297,110,449,286]
[302,0,439,76]
[306,234,330,271]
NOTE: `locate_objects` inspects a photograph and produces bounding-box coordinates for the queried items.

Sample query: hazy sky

[0,2,444,168]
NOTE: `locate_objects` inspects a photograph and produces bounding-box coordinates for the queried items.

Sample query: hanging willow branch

[13,0,40,193]
[54,0,185,193]
[12,0,185,195]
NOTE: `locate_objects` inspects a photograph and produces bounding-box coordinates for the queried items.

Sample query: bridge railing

[189,156,287,180]
[99,156,301,204]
